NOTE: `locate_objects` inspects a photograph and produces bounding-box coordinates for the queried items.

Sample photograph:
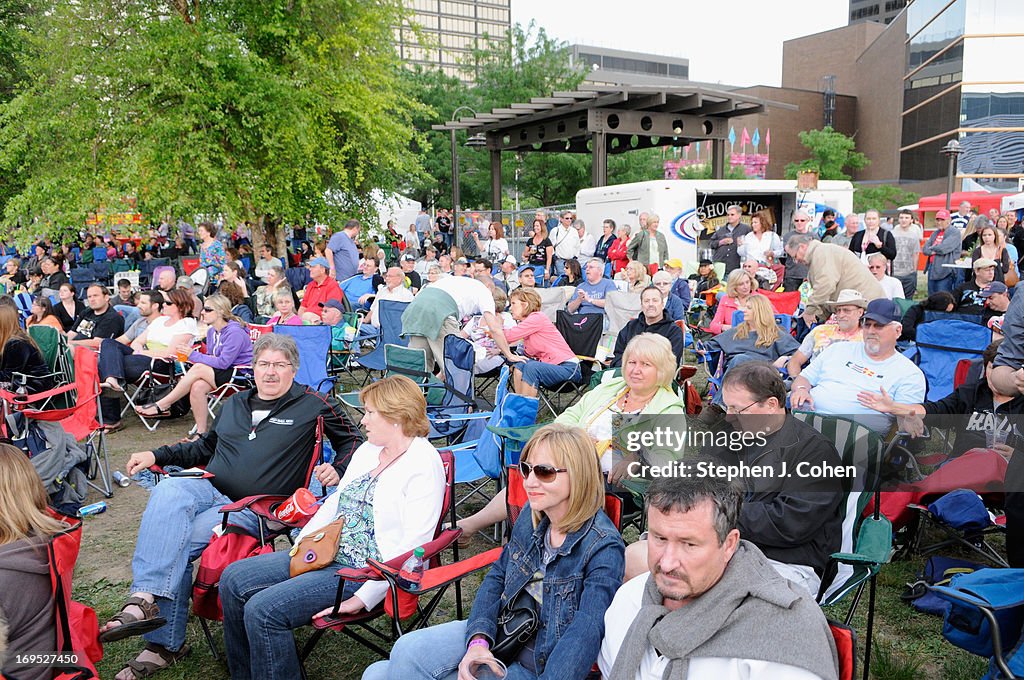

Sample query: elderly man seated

[791,298,926,432]
[600,476,839,680]
[786,289,866,378]
[567,257,619,315]
[867,253,905,300]
[97,334,362,679]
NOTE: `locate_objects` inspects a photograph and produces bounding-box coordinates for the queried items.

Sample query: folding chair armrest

[927,585,991,609]
[335,565,379,583]
[367,544,503,595]
[0,382,77,405]
[831,551,884,566]
[486,423,539,444]
[219,494,288,517]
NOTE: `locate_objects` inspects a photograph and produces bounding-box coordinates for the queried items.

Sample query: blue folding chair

[354,299,409,377]
[271,325,333,393]
[911,319,992,401]
[285,267,311,293]
[91,247,107,262]
[339,275,376,311]
[730,310,793,333]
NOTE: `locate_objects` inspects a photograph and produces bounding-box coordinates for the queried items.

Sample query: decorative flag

[741,127,751,152]
[696,141,701,158]
[765,128,771,150]
[752,128,760,150]
[728,127,736,151]
[683,144,690,159]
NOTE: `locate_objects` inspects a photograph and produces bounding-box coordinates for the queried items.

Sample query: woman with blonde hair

[0,443,71,680]
[136,294,254,439]
[364,423,624,680]
[619,259,651,293]
[267,289,303,326]
[220,375,445,680]
[484,287,581,397]
[709,268,761,334]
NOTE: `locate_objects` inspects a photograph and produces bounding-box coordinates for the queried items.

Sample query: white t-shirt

[800,341,926,432]
[368,284,414,328]
[429,276,496,319]
[599,575,824,680]
[579,232,597,258]
[878,275,905,300]
[144,315,197,350]
[483,238,510,260]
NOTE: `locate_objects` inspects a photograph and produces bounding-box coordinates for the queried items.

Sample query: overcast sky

[510,0,850,87]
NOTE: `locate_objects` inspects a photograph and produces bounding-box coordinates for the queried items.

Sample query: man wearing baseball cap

[298,257,344,322]
[791,298,925,432]
[493,255,518,293]
[661,258,691,310]
[955,257,999,315]
[922,209,963,295]
[980,281,1011,326]
[786,289,865,378]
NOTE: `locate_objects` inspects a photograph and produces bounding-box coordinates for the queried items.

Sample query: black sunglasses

[202,307,214,312]
[519,460,568,483]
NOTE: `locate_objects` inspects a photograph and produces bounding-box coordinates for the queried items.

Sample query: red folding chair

[302,451,495,662]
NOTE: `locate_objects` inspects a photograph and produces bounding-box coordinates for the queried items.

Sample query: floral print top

[333,472,381,567]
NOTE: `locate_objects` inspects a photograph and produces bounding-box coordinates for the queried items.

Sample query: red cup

[275,488,316,523]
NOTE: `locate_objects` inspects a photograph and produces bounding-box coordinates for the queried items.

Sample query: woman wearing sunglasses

[219,375,445,680]
[456,333,686,542]
[364,423,625,680]
[135,294,253,441]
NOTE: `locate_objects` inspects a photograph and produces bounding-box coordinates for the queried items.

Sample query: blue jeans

[115,304,141,329]
[130,477,259,652]
[362,619,535,680]
[928,276,955,295]
[220,550,359,680]
[517,359,581,389]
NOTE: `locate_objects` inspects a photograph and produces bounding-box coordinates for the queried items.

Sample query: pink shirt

[503,312,576,365]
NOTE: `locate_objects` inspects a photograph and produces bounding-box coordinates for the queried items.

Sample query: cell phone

[168,469,206,478]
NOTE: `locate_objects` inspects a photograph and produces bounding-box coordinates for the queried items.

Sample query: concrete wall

[730,86,857,179]
[782,22,887,95]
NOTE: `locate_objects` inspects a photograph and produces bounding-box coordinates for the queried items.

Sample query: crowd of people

[0,202,1022,680]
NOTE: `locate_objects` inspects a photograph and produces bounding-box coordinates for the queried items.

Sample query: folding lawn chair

[271,324,335,393]
[909,488,1009,568]
[535,311,602,417]
[353,299,409,380]
[930,568,1024,680]
[27,324,77,409]
[338,344,434,416]
[911,318,991,401]
[120,357,180,432]
[302,451,494,663]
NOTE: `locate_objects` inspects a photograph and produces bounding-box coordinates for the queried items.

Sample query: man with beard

[599,476,839,680]
[787,289,865,378]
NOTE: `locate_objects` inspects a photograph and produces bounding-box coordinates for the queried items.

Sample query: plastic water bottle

[396,547,425,592]
[79,501,108,517]
[13,382,27,411]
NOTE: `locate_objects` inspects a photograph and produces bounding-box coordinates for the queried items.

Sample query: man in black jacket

[609,286,684,368]
[99,333,362,675]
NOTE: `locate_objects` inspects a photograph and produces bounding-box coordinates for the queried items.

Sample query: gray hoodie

[0,535,55,680]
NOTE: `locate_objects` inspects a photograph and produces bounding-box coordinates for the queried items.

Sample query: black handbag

[490,578,540,662]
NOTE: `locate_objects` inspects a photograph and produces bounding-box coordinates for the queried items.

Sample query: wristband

[468,637,490,651]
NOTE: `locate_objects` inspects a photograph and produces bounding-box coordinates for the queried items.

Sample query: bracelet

[468,637,490,651]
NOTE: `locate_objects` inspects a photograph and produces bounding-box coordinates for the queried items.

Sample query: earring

[393,423,398,428]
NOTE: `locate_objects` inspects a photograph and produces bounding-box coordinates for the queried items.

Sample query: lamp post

[941,139,963,212]
[448,106,487,251]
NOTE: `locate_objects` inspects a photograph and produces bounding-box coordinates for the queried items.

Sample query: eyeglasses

[724,399,762,414]
[255,361,292,371]
[519,460,568,483]
[793,219,808,223]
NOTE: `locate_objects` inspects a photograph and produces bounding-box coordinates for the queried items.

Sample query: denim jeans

[362,619,534,680]
[220,550,359,680]
[516,359,581,389]
[928,276,955,295]
[130,477,259,652]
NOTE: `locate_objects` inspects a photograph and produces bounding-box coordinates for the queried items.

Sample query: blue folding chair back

[355,300,409,373]
[931,568,1024,680]
[285,267,311,293]
[271,325,333,393]
[428,335,479,442]
[471,366,539,478]
[91,247,107,262]
[914,319,992,401]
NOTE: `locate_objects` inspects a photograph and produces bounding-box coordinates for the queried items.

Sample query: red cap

[935,209,950,220]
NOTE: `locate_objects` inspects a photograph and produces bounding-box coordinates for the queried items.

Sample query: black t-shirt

[436,216,452,234]
[71,307,124,340]
[526,237,553,266]
[403,269,421,290]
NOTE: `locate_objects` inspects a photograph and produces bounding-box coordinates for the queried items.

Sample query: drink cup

[472,659,507,680]
[276,488,317,523]
[986,429,1008,449]
[176,346,191,363]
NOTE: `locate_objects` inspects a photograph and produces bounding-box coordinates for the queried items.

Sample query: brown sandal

[99,596,167,643]
[120,643,190,678]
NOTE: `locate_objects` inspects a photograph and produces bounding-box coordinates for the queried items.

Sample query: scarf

[607,541,838,680]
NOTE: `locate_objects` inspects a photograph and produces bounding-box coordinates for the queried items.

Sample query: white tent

[373,190,421,234]
[1001,192,1024,213]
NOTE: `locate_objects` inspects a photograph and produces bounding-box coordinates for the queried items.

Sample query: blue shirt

[570,278,619,315]
[327,231,359,282]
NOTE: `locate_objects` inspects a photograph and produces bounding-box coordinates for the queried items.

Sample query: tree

[675,163,749,180]
[853,184,919,213]
[0,0,426,245]
[784,126,869,181]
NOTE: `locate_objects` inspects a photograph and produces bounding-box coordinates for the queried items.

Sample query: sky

[510,0,850,88]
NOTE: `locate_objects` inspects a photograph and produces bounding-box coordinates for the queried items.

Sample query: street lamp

[449,106,487,250]
[941,139,963,212]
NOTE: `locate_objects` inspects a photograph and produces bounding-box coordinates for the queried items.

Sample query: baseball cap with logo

[935,209,951,220]
[981,282,1009,298]
[863,298,902,325]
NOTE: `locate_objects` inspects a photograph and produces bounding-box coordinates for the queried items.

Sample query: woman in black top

[53,283,85,333]
[0,306,52,392]
[522,219,554,279]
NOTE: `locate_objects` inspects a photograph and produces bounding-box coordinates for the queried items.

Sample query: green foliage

[0,0,426,239]
[784,126,869,181]
[675,163,749,180]
[854,183,920,213]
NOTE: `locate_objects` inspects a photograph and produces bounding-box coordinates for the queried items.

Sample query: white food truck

[575,179,855,266]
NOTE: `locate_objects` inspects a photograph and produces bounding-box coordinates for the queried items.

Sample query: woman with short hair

[198,222,226,279]
[267,290,303,326]
[484,287,581,397]
[220,375,446,680]
[365,423,624,680]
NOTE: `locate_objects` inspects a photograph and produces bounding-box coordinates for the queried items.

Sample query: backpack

[192,526,274,621]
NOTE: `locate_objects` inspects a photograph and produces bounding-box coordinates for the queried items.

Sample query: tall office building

[849,0,911,25]
[568,45,689,87]
[901,0,1024,190]
[397,0,511,81]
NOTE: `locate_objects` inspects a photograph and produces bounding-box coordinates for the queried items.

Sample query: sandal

[120,643,190,679]
[136,403,169,418]
[99,597,167,643]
